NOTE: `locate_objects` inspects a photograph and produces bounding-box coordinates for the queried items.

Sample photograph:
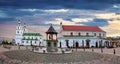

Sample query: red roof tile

[62,25,105,32]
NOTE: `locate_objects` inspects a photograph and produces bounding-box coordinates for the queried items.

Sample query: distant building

[58,22,110,48]
[108,37,120,47]
[0,40,2,45]
[15,21,43,46]
[11,39,16,44]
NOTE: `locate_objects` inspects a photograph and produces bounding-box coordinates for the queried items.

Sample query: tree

[5,40,8,44]
[2,40,9,45]
[2,40,5,44]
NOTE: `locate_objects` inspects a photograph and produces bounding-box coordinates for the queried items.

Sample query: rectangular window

[22,41,24,43]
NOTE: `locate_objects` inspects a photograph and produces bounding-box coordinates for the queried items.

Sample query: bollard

[62,50,64,54]
[26,46,28,50]
[92,48,94,52]
[101,48,103,53]
[72,50,74,52]
[84,48,85,51]
[18,46,20,50]
[114,49,116,54]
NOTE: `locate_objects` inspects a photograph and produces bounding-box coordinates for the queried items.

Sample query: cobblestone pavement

[1,46,120,64]
[74,48,120,56]
[2,50,120,64]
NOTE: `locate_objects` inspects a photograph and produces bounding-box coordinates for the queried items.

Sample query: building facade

[15,22,43,46]
[58,23,111,48]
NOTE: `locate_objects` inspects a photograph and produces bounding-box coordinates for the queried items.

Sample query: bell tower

[15,19,23,44]
[46,24,58,52]
[23,23,27,33]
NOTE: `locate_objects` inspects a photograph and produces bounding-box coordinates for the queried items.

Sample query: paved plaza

[0,46,120,64]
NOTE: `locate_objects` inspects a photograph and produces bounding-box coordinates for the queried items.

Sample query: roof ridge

[62,25,105,32]
[62,25,98,27]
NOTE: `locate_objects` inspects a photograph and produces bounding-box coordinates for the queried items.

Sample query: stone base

[46,40,58,52]
[33,47,72,54]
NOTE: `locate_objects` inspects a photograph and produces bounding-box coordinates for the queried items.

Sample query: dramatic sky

[0,0,120,40]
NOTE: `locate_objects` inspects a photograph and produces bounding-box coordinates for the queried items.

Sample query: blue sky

[0,0,119,25]
[0,0,120,40]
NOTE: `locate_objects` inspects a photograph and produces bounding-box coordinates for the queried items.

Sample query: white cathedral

[15,22,44,46]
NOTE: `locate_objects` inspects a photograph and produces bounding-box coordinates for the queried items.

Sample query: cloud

[113,5,119,8]
[76,18,109,27]
[71,18,93,22]
[0,8,45,24]
[0,0,119,10]
[44,9,69,12]
[106,4,120,14]
[17,10,96,26]
[0,17,16,24]
[45,18,76,25]
[94,13,120,22]
[0,8,119,27]
[101,19,120,37]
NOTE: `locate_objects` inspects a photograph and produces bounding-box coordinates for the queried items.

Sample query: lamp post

[113,49,116,54]
[92,46,94,52]
[101,48,103,53]
[18,43,20,50]
[84,47,85,51]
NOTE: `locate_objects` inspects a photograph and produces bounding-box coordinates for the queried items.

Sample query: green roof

[58,36,97,39]
[23,33,42,36]
[22,39,38,40]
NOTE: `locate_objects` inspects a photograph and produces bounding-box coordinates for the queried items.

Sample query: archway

[59,42,62,48]
[65,39,69,48]
[75,41,79,48]
[96,42,98,48]
[86,39,90,48]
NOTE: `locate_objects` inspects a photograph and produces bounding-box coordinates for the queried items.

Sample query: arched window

[28,37,30,39]
[35,37,38,40]
[94,33,96,36]
[48,42,51,47]
[54,42,57,47]
[78,33,81,36]
[23,37,25,39]
[24,29,25,31]
[26,41,28,43]
[22,41,24,43]
[86,33,89,36]
[103,34,105,37]
[17,31,19,33]
[99,33,101,37]
[18,27,19,29]
[70,32,73,36]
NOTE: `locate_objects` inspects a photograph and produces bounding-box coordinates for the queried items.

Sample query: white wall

[21,36,43,46]
[58,38,106,48]
[62,31,106,38]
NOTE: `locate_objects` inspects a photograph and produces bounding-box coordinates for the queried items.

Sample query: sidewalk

[74,47,120,56]
[1,46,120,56]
